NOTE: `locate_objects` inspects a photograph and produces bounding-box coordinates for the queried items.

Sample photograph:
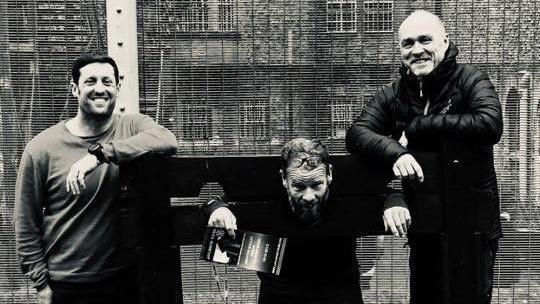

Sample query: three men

[15,54,178,304]
[204,138,364,304]
[14,8,505,304]
[346,10,503,303]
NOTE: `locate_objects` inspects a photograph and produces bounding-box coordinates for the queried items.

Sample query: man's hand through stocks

[383,206,411,237]
[208,207,237,238]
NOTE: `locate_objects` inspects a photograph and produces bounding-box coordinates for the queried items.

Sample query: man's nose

[302,188,316,203]
[94,81,106,93]
[411,42,424,55]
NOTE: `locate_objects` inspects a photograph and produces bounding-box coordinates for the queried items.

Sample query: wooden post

[106,0,140,114]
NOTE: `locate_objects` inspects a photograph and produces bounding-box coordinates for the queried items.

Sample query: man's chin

[410,64,434,76]
[298,210,322,225]
[87,108,114,119]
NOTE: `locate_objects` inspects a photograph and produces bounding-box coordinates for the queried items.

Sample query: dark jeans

[49,267,138,304]
[409,234,498,304]
[258,282,364,304]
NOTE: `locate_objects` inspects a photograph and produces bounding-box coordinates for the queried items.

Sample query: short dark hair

[280,138,330,174]
[71,54,119,85]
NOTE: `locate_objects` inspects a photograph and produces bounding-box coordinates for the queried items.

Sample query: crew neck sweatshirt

[15,113,177,291]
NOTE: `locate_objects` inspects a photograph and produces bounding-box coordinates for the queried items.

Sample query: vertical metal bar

[313,0,319,139]
[235,0,240,154]
[205,0,210,154]
[106,0,140,113]
[266,0,272,154]
[469,0,474,63]
[528,1,538,300]
[251,0,256,152]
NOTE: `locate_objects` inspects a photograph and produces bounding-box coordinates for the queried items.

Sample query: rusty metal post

[106,0,140,114]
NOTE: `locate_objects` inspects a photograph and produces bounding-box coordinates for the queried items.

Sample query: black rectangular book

[200,227,288,275]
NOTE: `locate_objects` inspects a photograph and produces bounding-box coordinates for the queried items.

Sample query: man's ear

[70,81,79,98]
[327,164,333,185]
[280,169,287,189]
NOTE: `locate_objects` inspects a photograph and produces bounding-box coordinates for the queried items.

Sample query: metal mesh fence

[0,0,539,303]
[0,1,107,303]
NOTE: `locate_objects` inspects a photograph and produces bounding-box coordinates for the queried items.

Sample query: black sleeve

[200,196,230,219]
[383,191,407,210]
[405,69,503,145]
[346,84,409,165]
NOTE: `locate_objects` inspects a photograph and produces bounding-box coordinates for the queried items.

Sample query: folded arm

[102,114,178,165]
[346,86,409,165]
[406,70,503,144]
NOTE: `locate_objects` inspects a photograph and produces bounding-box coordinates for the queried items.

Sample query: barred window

[218,0,234,32]
[178,0,208,32]
[240,102,269,139]
[327,0,357,33]
[363,0,393,33]
[331,99,358,138]
[181,105,212,140]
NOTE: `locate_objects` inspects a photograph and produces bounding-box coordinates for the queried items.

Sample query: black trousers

[258,282,364,304]
[49,267,138,304]
[409,234,498,304]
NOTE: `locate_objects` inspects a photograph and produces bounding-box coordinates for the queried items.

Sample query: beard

[80,98,116,120]
[289,191,329,225]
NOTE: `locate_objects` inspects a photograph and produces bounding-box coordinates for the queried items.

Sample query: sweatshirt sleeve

[102,114,178,165]
[14,150,49,291]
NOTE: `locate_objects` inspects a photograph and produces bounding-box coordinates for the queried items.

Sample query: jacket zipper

[419,80,430,115]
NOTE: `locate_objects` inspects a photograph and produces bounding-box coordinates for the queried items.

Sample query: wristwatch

[88,143,109,163]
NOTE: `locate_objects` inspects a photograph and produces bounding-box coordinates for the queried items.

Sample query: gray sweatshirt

[15,113,177,291]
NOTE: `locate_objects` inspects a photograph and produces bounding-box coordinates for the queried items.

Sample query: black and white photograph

[0,0,539,303]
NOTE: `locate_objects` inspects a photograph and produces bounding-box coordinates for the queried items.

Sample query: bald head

[399,10,447,39]
[398,10,449,76]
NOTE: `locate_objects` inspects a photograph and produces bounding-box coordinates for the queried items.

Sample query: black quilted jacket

[346,42,503,238]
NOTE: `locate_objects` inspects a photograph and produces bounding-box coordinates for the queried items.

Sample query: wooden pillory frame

[119,153,489,304]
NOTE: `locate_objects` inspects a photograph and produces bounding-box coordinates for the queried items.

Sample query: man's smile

[411,57,431,64]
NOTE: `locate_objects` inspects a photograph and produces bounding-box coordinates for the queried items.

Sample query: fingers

[226,215,237,238]
[66,168,83,195]
[77,170,86,190]
[65,154,100,195]
[208,208,237,238]
[384,207,411,238]
[410,159,424,183]
[398,211,407,234]
[392,166,401,180]
[383,212,399,236]
[66,169,80,195]
[392,212,405,236]
[393,154,424,183]
[404,208,412,227]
